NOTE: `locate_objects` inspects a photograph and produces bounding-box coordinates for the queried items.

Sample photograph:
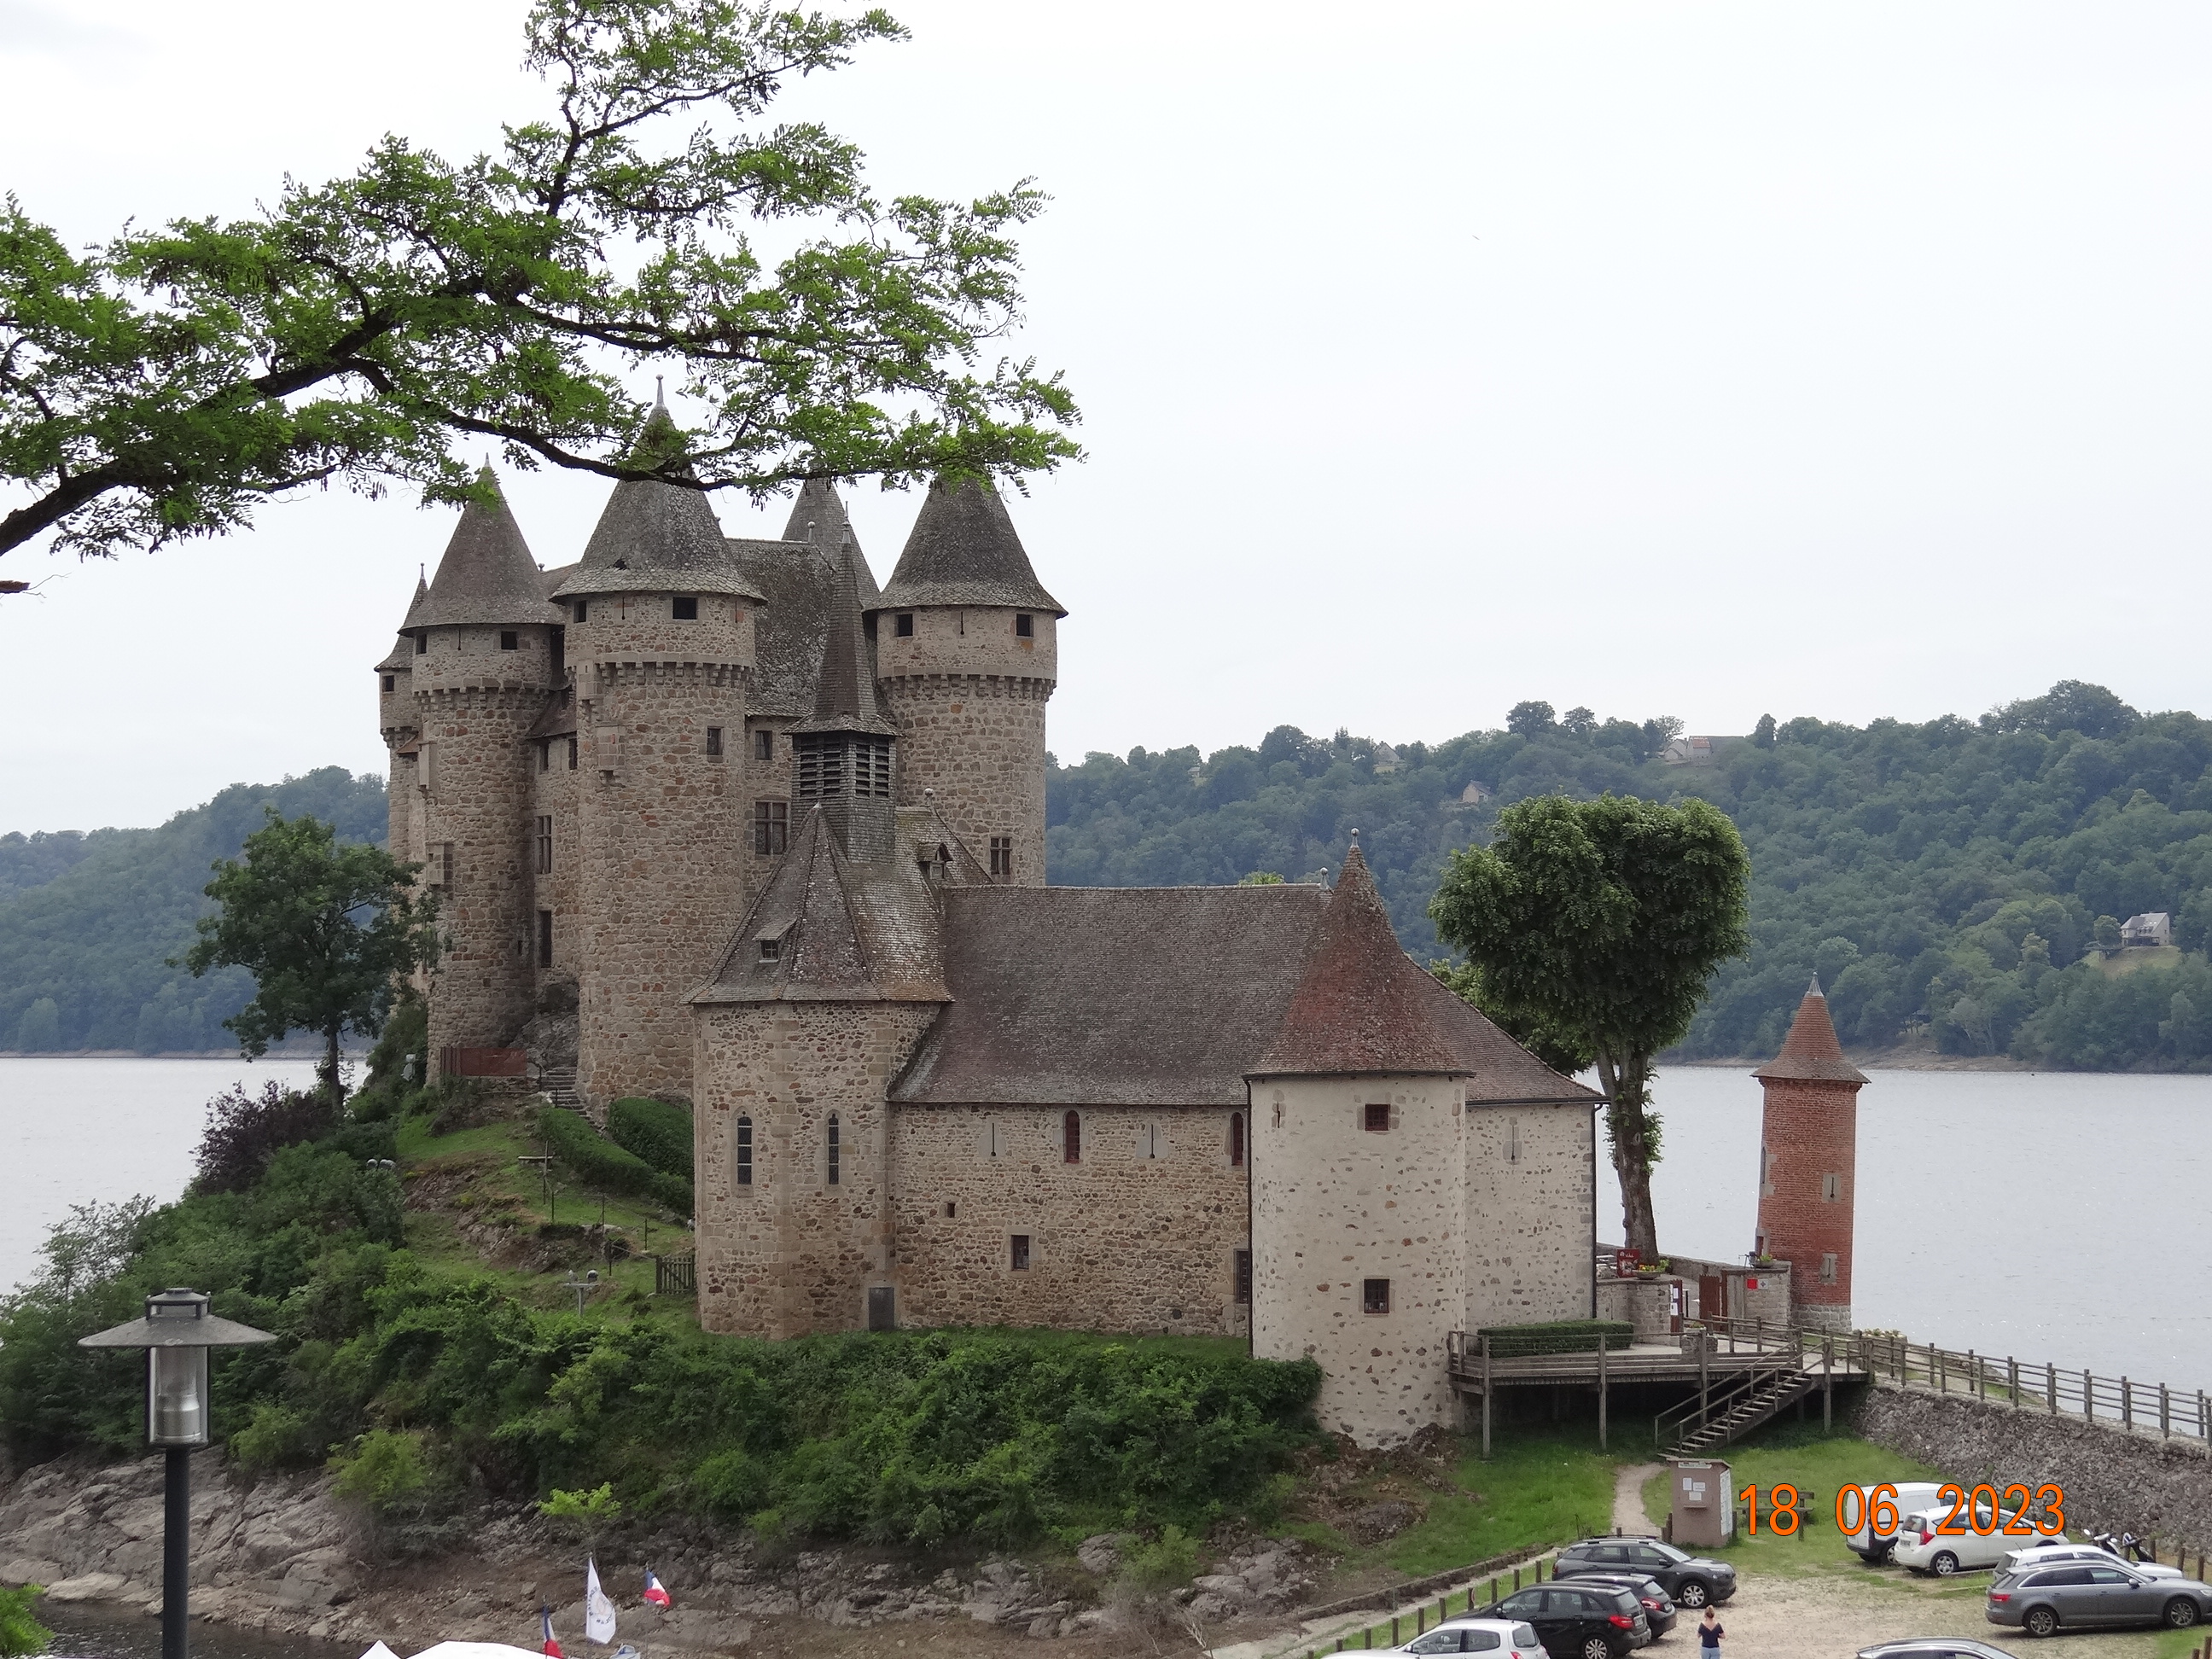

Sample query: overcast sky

[3,1,2209,832]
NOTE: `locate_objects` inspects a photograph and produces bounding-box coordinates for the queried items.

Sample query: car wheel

[2166,1597,2202,1628]
[2023,1606,2058,1639]
[1579,1638,1612,1659]
[1930,1551,1959,1576]
[1676,1579,1708,1608]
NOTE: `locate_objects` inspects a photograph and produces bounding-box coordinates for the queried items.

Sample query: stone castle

[375,416,1601,1443]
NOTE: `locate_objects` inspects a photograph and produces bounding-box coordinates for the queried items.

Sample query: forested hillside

[1046,682,2212,1070]
[0,770,388,1053]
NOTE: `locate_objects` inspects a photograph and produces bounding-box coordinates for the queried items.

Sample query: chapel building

[375,424,1601,1443]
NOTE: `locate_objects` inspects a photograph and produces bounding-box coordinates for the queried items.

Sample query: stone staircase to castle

[542,1067,580,1114]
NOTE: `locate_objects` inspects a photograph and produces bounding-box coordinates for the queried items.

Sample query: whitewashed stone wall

[1464,1100,1597,1330]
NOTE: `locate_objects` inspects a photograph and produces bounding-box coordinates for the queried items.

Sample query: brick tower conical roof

[1252,842,1469,1075]
[791,535,896,738]
[1753,977,1869,1084]
[410,470,562,628]
[871,474,1064,615]
[552,403,764,601]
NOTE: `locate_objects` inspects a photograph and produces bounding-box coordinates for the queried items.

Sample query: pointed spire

[791,536,896,737]
[552,406,764,602]
[872,474,1064,615]
[781,476,857,552]
[410,471,562,628]
[1754,979,1868,1085]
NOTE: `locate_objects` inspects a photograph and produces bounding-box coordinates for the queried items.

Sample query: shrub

[194,1080,339,1193]
[536,1107,693,1215]
[608,1097,693,1180]
[0,1586,51,1658]
[330,1428,431,1513]
[1473,1319,1634,1357]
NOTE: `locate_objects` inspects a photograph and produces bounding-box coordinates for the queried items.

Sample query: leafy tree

[1751,713,1777,748]
[1561,706,1597,737]
[1429,794,1750,1255]
[0,0,1077,570]
[1506,701,1557,737]
[2094,915,2123,952]
[182,811,436,1097]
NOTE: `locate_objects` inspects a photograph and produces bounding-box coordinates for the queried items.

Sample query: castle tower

[375,573,428,858]
[868,476,1062,885]
[404,474,566,1058]
[789,537,900,863]
[553,405,763,1110]
[1248,842,1471,1446]
[1753,978,1866,1332]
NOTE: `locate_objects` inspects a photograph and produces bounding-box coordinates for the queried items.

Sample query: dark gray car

[1552,1538,1737,1609]
[1987,1562,2212,1637]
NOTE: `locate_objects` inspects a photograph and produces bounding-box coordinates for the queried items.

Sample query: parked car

[1986,1562,2212,1637]
[1844,1482,1948,1563]
[2000,1541,2184,1580]
[1892,1496,2063,1576]
[1856,1641,2019,1658]
[1559,1571,1677,1638]
[1551,1537,1738,1608]
[1481,1581,1650,1659]
[1380,1616,1550,1655]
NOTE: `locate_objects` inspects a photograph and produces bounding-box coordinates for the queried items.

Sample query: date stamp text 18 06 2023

[1738,1481,2066,1537]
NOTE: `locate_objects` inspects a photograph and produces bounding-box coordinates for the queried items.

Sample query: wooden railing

[1854,1329,2212,1444]
[653,1252,696,1296]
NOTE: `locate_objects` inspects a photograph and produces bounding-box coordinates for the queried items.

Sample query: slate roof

[374,637,415,673]
[791,538,896,737]
[526,687,579,741]
[410,474,563,629]
[871,475,1065,615]
[551,406,765,602]
[690,806,950,1006]
[720,480,882,716]
[1753,978,1869,1085]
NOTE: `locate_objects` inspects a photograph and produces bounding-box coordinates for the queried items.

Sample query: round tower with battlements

[553,405,763,1111]
[1753,978,1866,1333]
[401,474,567,1060]
[868,476,1062,885]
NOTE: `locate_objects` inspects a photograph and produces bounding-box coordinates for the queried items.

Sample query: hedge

[537,1107,694,1216]
[1473,1319,1636,1358]
[608,1097,693,1180]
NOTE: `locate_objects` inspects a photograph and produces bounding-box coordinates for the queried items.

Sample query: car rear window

[1599,1588,1639,1612]
[1512,1629,1540,1651]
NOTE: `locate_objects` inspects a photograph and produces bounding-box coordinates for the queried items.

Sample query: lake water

[3,1058,2208,1395]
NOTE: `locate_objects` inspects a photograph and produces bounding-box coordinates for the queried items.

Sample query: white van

[1845,1482,1948,1562]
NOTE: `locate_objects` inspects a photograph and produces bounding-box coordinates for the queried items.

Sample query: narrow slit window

[736,1116,753,1186]
[944,1201,956,1219]
[1010,1234,1031,1272]
[672,596,699,620]
[1362,1278,1391,1315]
[538,740,550,773]
[1062,1110,1080,1164]
[826,1114,840,1185]
[706,725,723,758]
[1821,1172,1842,1202]
[537,909,553,968]
[1364,1102,1391,1132]
[567,736,579,770]
[536,815,553,873]
[1505,1118,1521,1163]
[1014,613,1033,638]
[1234,1249,1252,1306]
[1228,1111,1244,1167]
[499,631,519,651]
[1819,1253,1838,1283]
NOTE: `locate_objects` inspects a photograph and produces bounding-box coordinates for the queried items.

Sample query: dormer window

[573,602,588,622]
[672,596,699,620]
[894,612,914,637]
[1015,614,1033,638]
[499,631,519,651]
[759,935,783,963]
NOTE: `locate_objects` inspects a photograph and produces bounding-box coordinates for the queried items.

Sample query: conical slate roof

[399,572,429,628]
[871,475,1064,615]
[1753,977,1870,1085]
[410,474,562,628]
[792,536,896,737]
[551,405,765,602]
[781,475,857,550]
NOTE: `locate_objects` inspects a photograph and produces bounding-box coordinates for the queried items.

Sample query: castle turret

[405,474,565,1058]
[553,405,764,1110]
[789,537,899,864]
[375,573,428,858]
[1248,841,1472,1447]
[1753,979,1866,1332]
[868,476,1062,885]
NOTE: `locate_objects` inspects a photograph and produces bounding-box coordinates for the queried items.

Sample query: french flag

[541,1605,563,1659]
[642,1570,672,1609]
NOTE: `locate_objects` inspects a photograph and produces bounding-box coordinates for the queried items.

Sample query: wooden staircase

[1660,1359,1819,1453]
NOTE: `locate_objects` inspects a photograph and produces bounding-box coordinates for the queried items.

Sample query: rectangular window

[1822,1172,1842,1202]
[1234,1249,1252,1306]
[988,835,1013,877]
[754,800,789,855]
[414,634,427,655]
[537,909,553,968]
[1062,1110,1081,1163]
[536,816,553,873]
[567,735,579,770]
[573,602,588,623]
[1364,1102,1391,1132]
[1362,1278,1391,1315]
[759,936,782,963]
[499,630,519,651]
[754,728,774,761]
[706,726,723,758]
[1820,1253,1838,1284]
[538,740,550,773]
[672,596,698,620]
[1010,1234,1031,1272]
[894,612,914,637]
[826,1115,840,1185]
[381,674,395,694]
[1014,613,1033,638]
[736,1116,753,1185]
[944,1201,956,1219]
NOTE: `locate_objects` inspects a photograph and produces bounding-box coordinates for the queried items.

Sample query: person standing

[1697,1606,1725,1655]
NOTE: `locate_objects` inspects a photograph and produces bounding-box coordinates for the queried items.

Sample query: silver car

[1986,1561,2212,1637]
[1999,1540,2184,1580]
[1379,1617,1548,1655]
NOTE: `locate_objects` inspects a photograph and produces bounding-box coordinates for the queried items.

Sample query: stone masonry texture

[1463,1099,1596,1329]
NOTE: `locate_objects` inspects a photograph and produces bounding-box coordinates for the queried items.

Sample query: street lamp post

[79,1289,275,1659]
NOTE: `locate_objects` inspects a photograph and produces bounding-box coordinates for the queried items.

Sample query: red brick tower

[1753,978,1867,1333]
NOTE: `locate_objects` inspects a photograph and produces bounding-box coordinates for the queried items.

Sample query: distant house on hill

[1660,735,1748,767]
[2121,911,2174,948]
[1458,779,1492,806]
[1371,742,1402,774]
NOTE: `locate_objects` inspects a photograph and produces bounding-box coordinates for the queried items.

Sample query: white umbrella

[406,1644,551,1659]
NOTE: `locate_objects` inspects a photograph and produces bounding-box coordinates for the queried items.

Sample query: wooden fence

[653,1252,696,1296]
[1853,1329,2212,1445]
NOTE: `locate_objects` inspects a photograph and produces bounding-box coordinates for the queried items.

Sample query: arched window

[827,1114,841,1185]
[1229,1111,1244,1167]
[736,1115,753,1186]
[1062,1110,1081,1164]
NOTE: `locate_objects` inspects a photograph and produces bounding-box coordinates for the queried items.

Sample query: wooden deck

[1446,1327,1870,1397]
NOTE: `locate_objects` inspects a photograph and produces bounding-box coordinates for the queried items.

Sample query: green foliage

[195,1080,341,1193]
[1473,1320,1635,1358]
[349,996,431,1123]
[183,808,437,1096]
[0,769,387,1054]
[330,1428,433,1513]
[1116,1524,1199,1595]
[537,1107,694,1215]
[539,1482,623,1540]
[607,1097,694,1181]
[0,1586,51,1658]
[0,0,1077,568]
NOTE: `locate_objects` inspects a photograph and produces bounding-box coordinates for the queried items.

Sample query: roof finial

[654,375,666,409]
[1807,975,1825,998]
[1349,827,1361,845]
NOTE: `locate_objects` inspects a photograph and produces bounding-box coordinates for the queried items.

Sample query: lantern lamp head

[79,1287,276,1450]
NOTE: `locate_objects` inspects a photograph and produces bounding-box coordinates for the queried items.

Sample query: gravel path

[1615,1462,1667,1537]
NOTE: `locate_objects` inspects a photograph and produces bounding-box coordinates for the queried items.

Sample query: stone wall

[1756,1074,1859,1328]
[888,1103,1252,1337]
[1854,1382,2212,1554]
[1251,1074,1466,1447]
[529,725,581,993]
[1464,1099,1594,1329]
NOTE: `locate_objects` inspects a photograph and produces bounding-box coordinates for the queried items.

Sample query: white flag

[585,1557,618,1646]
